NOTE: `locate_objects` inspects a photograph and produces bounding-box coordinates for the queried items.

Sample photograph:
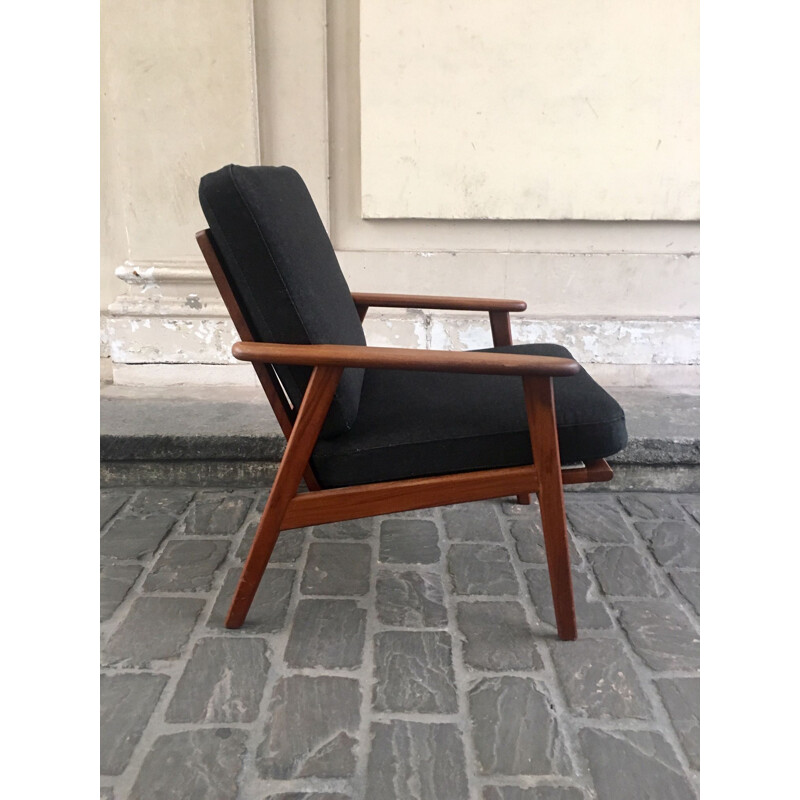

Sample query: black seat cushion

[199,165,366,438]
[310,343,627,489]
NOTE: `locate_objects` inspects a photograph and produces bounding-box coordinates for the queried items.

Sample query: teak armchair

[197,165,628,641]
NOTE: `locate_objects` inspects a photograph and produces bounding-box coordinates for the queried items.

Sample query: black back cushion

[199,165,366,438]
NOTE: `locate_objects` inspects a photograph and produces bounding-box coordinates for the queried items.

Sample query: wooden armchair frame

[197,230,613,640]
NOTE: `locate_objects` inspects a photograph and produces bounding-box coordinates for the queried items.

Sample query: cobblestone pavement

[100,488,700,800]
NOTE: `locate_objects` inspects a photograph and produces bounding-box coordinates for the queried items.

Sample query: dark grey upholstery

[311,343,627,488]
[198,164,628,490]
[199,164,366,438]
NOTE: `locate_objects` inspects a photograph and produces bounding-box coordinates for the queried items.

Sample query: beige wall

[101,0,699,388]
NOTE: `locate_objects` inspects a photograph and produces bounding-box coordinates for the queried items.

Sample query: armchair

[197,165,627,640]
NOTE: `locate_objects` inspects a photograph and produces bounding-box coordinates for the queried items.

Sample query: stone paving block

[376,569,447,627]
[508,518,582,565]
[100,564,141,621]
[301,542,371,595]
[525,568,613,629]
[442,501,504,541]
[669,570,700,615]
[257,676,360,779]
[578,728,696,800]
[183,490,253,535]
[285,599,366,669]
[656,677,700,770]
[379,519,440,564]
[100,787,114,800]
[312,518,373,540]
[365,720,468,800]
[101,490,130,527]
[618,493,688,521]
[100,515,176,560]
[457,601,542,670]
[373,630,458,713]
[448,544,519,595]
[643,521,700,569]
[483,788,586,800]
[103,596,205,666]
[127,488,194,517]
[165,637,271,723]
[564,496,633,542]
[616,600,699,671]
[469,677,569,775]
[549,639,650,719]
[100,672,168,775]
[129,729,248,800]
[208,567,294,633]
[586,545,667,598]
[237,522,305,562]
[142,539,229,592]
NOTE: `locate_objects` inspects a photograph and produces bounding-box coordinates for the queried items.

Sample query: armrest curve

[231,341,579,377]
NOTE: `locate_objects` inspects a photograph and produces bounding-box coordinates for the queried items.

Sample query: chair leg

[516,493,531,505]
[225,366,343,628]
[523,376,577,640]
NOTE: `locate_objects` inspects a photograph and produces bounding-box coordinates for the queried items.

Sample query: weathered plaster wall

[101,0,699,388]
[361,0,699,220]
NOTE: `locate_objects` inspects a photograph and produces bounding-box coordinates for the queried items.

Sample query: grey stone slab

[483,788,586,800]
[285,599,366,669]
[669,570,700,615]
[549,639,650,719]
[379,519,440,564]
[101,490,130,527]
[509,519,582,565]
[100,787,114,800]
[165,637,271,723]
[619,493,688,521]
[365,720,468,800]
[183,490,253,535]
[656,677,700,770]
[448,544,519,595]
[616,600,699,671]
[564,496,633,542]
[457,601,542,670]
[525,568,613,629]
[129,729,247,800]
[376,569,447,627]
[257,676,361,779]
[100,515,176,560]
[127,488,194,517]
[586,545,667,598]
[373,630,458,713]
[208,567,294,633]
[266,795,350,800]
[142,539,229,592]
[578,728,696,800]
[678,494,700,523]
[100,672,168,775]
[301,542,371,595]
[312,518,373,540]
[469,677,569,775]
[237,522,305,562]
[103,596,205,666]
[638,521,700,569]
[442,502,504,541]
[100,564,142,621]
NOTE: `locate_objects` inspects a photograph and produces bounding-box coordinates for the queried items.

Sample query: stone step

[100,384,698,491]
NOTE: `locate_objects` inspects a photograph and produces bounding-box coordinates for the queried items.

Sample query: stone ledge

[100,385,698,490]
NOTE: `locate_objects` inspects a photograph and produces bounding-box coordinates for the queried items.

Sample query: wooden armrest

[232,342,579,377]
[351,292,527,313]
